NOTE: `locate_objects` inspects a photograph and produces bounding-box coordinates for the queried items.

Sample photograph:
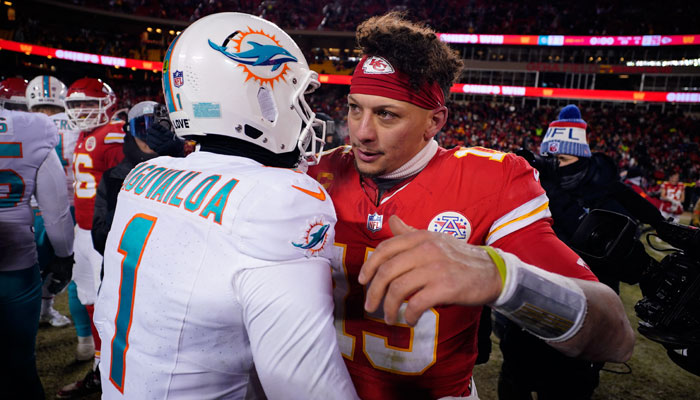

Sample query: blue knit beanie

[540,104,591,158]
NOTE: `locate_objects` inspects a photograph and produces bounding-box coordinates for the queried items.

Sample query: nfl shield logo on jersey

[367,212,383,232]
[173,70,184,88]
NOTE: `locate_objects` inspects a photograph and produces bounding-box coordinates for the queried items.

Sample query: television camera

[570,209,700,376]
[517,149,700,375]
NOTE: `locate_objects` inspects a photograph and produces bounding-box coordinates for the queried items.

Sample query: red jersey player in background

[308,12,634,399]
[659,171,685,222]
[0,77,29,111]
[58,77,124,399]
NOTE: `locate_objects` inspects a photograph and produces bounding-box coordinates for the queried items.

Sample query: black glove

[42,254,75,295]
[146,123,185,157]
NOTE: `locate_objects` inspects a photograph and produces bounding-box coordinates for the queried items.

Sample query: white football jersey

[29,112,79,208]
[95,151,357,399]
[52,111,79,201]
[0,109,59,270]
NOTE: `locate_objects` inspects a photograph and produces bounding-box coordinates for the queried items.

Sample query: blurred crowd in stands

[3,1,697,205]
[4,1,697,65]
[73,0,695,34]
[308,86,700,189]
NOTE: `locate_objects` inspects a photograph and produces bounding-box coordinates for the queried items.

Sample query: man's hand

[146,123,185,157]
[43,254,75,294]
[515,148,559,181]
[358,215,503,326]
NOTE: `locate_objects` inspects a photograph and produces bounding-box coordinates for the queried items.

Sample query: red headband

[350,55,445,110]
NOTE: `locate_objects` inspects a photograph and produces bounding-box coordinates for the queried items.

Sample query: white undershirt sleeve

[35,149,74,257]
[236,258,358,400]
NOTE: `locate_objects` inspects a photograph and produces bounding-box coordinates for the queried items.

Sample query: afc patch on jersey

[292,218,331,257]
[428,211,472,240]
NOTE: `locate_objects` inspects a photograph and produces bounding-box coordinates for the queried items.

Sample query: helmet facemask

[0,99,28,111]
[66,97,115,131]
[291,69,326,165]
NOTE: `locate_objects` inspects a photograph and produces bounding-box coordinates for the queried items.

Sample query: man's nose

[352,112,377,143]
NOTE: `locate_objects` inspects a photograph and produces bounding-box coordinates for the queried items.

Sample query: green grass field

[37,284,700,400]
[37,215,700,399]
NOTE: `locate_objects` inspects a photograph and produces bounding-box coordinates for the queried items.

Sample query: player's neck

[194,134,300,168]
[378,140,438,180]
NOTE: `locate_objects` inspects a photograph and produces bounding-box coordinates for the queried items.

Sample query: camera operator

[498,104,657,400]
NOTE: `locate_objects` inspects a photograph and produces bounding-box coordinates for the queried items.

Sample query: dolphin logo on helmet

[208,38,297,72]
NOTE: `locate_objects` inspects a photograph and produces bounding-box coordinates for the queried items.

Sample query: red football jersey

[309,145,596,399]
[659,181,685,214]
[72,121,125,229]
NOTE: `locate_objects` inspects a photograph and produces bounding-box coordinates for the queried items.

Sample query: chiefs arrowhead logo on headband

[351,55,444,110]
[362,56,395,74]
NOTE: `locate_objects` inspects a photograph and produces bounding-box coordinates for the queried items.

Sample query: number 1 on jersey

[109,214,157,393]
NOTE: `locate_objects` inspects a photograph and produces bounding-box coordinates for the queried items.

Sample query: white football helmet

[162,12,326,164]
[26,75,68,111]
[65,78,118,131]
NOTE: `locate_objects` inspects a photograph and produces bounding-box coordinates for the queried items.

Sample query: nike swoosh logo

[291,185,326,201]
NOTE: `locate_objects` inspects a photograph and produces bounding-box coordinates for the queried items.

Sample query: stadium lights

[437,33,700,47]
[4,1,12,6]
[169,30,175,35]
[1,37,698,103]
[147,27,153,32]
[156,28,162,34]
[626,58,700,67]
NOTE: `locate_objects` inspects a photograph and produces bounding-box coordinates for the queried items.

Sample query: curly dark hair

[355,11,463,99]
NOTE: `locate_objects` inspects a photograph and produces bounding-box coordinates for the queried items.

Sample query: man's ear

[425,106,448,140]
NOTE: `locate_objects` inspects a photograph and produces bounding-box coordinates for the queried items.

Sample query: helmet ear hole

[257,87,278,123]
[244,124,263,139]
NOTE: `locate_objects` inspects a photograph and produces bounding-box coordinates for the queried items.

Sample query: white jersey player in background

[26,74,80,327]
[0,101,74,398]
[94,12,358,399]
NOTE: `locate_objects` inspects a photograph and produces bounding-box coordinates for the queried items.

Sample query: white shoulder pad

[233,169,337,263]
[10,111,58,148]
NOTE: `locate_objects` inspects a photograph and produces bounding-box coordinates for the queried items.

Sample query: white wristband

[489,248,587,343]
